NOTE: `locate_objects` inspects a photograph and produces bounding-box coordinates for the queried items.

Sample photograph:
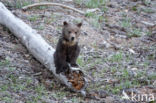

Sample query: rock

[128,48,136,54]
[116,35,127,39]
[105,96,115,103]
[99,41,111,49]
[86,8,100,13]
[153,80,156,87]
[131,68,137,71]
[141,21,155,26]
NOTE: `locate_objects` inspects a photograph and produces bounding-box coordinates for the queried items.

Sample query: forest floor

[0,0,156,103]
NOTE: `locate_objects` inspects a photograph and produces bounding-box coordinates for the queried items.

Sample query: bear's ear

[63,21,68,26]
[77,22,82,28]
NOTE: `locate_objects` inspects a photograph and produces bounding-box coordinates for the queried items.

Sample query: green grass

[74,0,83,5]
[126,28,142,38]
[0,59,10,67]
[30,85,46,102]
[4,0,32,9]
[0,96,13,103]
[122,80,132,88]
[28,15,39,22]
[77,56,85,67]
[37,25,45,30]
[85,12,96,18]
[85,12,105,22]
[52,91,67,100]
[9,74,17,84]
[85,0,108,8]
[120,14,143,38]
[73,19,83,26]
[137,7,155,14]
[25,82,47,103]
[31,95,42,103]
[143,0,151,6]
[122,69,129,79]
[71,96,81,103]
[111,86,121,94]
[148,73,156,80]
[0,61,48,103]
[15,0,32,9]
[84,45,155,96]
[103,61,150,94]
[106,70,145,94]
[146,31,152,36]
[44,18,52,24]
[75,0,108,29]
[121,17,131,28]
[91,18,100,28]
[109,52,123,62]
[86,49,154,95]
[79,0,108,29]
[101,6,108,12]
[110,67,117,73]
[132,6,137,11]
[85,12,105,28]
[44,14,58,24]
[131,28,142,37]
[0,84,8,92]
[74,0,109,9]
[35,85,46,94]
[142,8,154,13]
[1,74,48,102]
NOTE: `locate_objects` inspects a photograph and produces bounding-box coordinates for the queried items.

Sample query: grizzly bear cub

[54,21,82,74]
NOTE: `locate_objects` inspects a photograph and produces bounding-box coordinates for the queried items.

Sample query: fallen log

[0,2,87,96]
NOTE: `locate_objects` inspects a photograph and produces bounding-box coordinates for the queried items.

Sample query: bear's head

[62,21,82,46]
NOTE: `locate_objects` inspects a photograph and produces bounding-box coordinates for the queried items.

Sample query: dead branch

[22,2,85,14]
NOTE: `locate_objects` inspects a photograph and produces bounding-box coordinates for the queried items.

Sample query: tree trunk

[0,2,87,95]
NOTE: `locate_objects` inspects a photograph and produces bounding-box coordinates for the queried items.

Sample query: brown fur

[54,21,82,74]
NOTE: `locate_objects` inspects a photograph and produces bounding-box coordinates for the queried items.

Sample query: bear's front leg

[69,45,80,67]
[54,52,70,74]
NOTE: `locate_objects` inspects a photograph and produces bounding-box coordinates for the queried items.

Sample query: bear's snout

[71,37,75,41]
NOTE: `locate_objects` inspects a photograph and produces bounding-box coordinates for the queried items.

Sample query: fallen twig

[22,2,85,14]
[22,2,100,15]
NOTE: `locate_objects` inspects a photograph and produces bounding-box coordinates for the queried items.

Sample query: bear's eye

[68,31,71,34]
[75,32,77,34]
